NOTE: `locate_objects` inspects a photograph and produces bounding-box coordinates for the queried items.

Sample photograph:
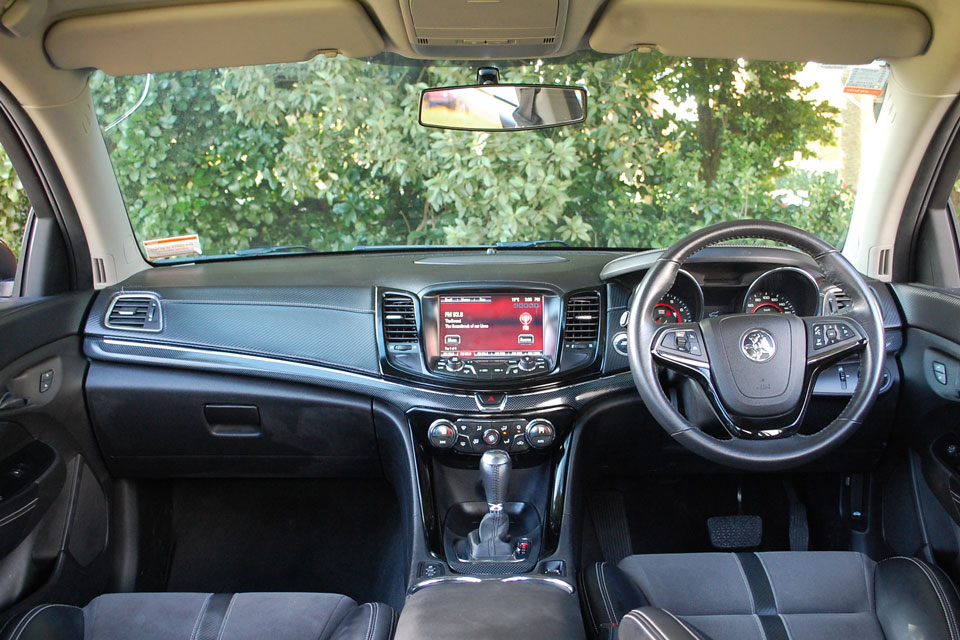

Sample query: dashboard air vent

[825,287,852,314]
[105,294,162,331]
[834,288,852,311]
[564,292,601,346]
[382,293,418,344]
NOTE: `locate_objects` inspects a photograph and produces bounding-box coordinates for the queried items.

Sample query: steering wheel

[627,220,886,470]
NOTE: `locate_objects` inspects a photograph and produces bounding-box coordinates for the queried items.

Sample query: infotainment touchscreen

[438,294,544,358]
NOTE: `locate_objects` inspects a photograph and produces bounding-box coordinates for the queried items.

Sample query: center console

[410,406,573,577]
[378,285,596,637]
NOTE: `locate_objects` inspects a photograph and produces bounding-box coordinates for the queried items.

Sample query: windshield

[90,52,878,261]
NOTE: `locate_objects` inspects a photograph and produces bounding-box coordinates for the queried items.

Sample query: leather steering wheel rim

[626,220,886,471]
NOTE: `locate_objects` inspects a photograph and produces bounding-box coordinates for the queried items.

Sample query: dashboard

[82,244,894,398]
[77,244,904,478]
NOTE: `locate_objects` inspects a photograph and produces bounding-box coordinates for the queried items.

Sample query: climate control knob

[427,419,458,449]
[525,419,556,449]
[482,428,501,446]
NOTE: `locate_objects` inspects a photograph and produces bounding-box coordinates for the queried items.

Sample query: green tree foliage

[0,156,27,258]
[0,52,851,264]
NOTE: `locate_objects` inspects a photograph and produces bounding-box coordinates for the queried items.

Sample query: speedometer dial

[653,293,693,324]
[744,291,797,315]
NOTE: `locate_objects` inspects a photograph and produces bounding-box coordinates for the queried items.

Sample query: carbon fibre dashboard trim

[85,337,636,413]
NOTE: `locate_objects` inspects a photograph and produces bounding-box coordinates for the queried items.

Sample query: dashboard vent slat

[105,294,162,331]
[382,293,418,344]
[564,292,601,346]
[825,286,852,314]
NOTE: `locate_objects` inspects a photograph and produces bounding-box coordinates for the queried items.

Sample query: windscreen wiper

[352,244,483,251]
[234,244,319,256]
[493,239,570,248]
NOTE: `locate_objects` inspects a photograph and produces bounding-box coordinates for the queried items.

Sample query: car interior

[2,0,960,639]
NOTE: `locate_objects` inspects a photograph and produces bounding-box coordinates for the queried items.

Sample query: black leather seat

[582,552,960,640]
[1,592,396,640]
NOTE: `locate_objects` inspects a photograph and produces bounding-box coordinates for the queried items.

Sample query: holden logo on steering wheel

[741,329,776,363]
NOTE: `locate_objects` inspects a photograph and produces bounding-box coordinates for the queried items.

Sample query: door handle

[0,392,27,411]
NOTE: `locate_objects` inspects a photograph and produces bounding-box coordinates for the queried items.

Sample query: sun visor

[45,0,385,75]
[589,0,931,64]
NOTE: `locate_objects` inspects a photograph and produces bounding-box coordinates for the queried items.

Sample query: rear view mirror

[419,85,586,132]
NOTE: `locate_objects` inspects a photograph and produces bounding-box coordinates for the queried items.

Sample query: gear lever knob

[479,449,511,512]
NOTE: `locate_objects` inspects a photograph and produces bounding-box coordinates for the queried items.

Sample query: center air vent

[382,293,418,344]
[564,292,600,347]
[105,293,162,331]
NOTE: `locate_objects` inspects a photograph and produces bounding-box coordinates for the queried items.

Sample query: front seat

[582,552,960,640]
[1,591,396,640]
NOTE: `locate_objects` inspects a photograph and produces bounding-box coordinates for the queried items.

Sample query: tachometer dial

[744,291,796,315]
[653,293,693,324]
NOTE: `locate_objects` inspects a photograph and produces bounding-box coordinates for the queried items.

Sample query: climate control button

[525,419,556,449]
[427,419,458,449]
[482,428,500,446]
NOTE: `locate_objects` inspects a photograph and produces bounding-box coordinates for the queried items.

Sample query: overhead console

[379,286,603,388]
[399,0,569,58]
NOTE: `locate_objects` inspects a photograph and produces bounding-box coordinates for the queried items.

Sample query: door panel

[891,284,960,572]
[0,292,116,626]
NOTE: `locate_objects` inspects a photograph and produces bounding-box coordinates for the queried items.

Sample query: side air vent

[824,287,852,314]
[564,292,601,347]
[834,288,852,311]
[382,293,418,344]
[105,293,162,331]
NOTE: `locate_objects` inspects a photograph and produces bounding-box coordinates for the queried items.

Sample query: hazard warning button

[475,392,506,410]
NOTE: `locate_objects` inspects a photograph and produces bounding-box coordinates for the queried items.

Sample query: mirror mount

[477,67,500,86]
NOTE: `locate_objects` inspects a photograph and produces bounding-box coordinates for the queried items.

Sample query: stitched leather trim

[0,498,37,528]
[899,557,960,640]
[622,611,662,640]
[213,595,238,640]
[598,562,618,625]
[578,566,599,635]
[188,594,212,640]
[6,604,58,640]
[195,593,232,640]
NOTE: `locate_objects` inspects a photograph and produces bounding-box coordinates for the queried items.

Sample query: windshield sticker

[143,234,202,259]
[842,66,889,96]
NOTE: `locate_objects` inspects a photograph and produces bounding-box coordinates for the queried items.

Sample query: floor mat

[601,475,795,555]
[138,479,405,610]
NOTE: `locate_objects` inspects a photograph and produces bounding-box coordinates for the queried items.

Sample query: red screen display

[439,294,544,357]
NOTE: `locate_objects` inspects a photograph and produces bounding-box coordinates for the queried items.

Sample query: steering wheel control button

[654,327,708,368]
[427,420,458,449]
[811,321,858,350]
[526,420,556,449]
[662,329,702,356]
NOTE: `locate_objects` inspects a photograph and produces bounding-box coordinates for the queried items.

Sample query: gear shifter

[480,449,511,513]
[467,450,515,560]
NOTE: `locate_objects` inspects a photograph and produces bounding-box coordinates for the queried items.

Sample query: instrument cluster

[650,266,822,324]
